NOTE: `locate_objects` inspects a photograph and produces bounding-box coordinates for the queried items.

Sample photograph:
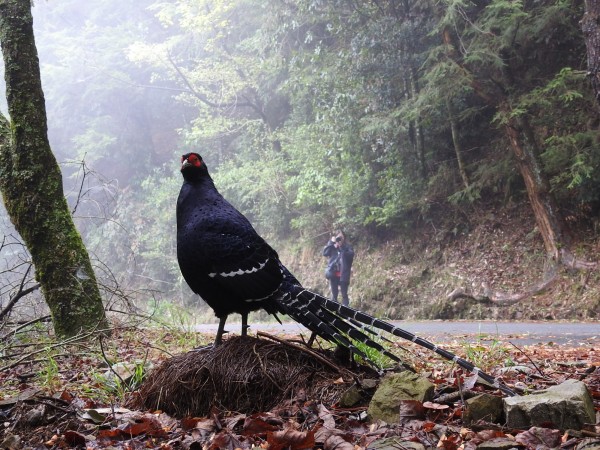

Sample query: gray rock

[0,434,22,450]
[503,379,595,430]
[367,437,426,450]
[476,437,520,450]
[361,378,379,389]
[105,361,153,387]
[339,385,362,407]
[367,372,434,423]
[463,393,504,425]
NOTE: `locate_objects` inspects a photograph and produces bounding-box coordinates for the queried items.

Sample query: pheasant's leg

[241,313,249,337]
[215,316,227,346]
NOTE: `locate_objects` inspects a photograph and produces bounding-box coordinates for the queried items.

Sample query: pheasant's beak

[181,159,192,170]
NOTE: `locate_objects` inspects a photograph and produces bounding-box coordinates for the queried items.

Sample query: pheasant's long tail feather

[303,297,403,363]
[282,285,517,397]
[347,316,395,343]
[277,292,371,362]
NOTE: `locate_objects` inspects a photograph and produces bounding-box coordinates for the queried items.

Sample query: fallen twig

[256,331,354,379]
[0,327,112,372]
[508,341,546,378]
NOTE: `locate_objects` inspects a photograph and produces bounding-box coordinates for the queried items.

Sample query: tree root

[560,248,598,270]
[448,249,597,306]
[447,268,558,306]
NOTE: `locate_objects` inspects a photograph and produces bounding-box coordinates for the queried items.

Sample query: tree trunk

[446,98,470,189]
[581,0,600,105]
[442,29,470,189]
[409,68,427,179]
[502,111,566,260]
[0,0,109,338]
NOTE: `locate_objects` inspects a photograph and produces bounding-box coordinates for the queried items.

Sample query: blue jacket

[323,240,354,283]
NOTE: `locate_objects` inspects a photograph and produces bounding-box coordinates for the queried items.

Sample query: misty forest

[1,0,600,335]
[2,1,600,449]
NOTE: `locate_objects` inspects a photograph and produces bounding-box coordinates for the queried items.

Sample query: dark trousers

[329,277,350,306]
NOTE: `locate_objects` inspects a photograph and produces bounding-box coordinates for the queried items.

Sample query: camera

[335,236,342,242]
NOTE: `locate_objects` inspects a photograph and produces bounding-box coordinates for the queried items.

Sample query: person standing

[322,231,354,306]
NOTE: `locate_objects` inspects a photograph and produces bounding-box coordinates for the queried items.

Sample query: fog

[0,0,196,320]
[2,0,596,326]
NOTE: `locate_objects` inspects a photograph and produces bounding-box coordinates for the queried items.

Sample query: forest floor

[1,203,599,448]
[0,325,598,449]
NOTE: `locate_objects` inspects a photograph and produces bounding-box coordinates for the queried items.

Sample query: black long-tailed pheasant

[176,152,516,396]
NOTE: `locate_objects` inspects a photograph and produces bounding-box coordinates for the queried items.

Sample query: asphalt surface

[195,320,599,346]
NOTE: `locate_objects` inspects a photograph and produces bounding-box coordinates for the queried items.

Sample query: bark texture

[502,112,566,260]
[0,0,108,338]
[582,0,600,105]
[447,98,470,189]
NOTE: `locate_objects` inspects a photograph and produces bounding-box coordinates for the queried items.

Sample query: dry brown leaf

[63,430,86,447]
[400,399,426,422]
[59,390,74,403]
[345,419,370,436]
[515,427,561,449]
[223,412,247,430]
[463,373,478,390]
[181,416,216,433]
[324,434,354,450]
[97,414,168,439]
[97,428,123,439]
[122,414,168,437]
[317,403,336,429]
[422,421,438,432]
[437,433,461,450]
[44,434,59,447]
[473,429,506,442]
[243,412,282,435]
[268,428,315,450]
[208,430,245,450]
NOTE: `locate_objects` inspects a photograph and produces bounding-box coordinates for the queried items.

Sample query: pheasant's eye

[189,154,202,167]
[182,153,202,167]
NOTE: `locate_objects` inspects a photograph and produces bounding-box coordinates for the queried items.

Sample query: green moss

[0,0,108,339]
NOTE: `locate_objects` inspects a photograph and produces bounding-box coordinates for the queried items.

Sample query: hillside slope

[281,204,600,321]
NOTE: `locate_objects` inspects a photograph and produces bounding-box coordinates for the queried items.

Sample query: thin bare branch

[0,315,51,342]
[0,264,40,321]
[0,326,112,372]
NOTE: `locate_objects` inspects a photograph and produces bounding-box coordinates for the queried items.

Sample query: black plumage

[176,153,516,396]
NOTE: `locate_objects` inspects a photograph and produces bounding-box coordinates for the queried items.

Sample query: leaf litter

[0,327,598,449]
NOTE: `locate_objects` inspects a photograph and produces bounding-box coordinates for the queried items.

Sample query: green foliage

[92,359,150,400]
[38,351,61,391]
[514,67,600,204]
[352,331,398,369]
[19,0,600,306]
[462,335,515,371]
[213,150,294,237]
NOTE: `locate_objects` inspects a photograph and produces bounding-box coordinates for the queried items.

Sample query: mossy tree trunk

[0,0,109,338]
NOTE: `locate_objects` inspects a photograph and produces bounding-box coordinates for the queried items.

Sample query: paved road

[195,320,599,346]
